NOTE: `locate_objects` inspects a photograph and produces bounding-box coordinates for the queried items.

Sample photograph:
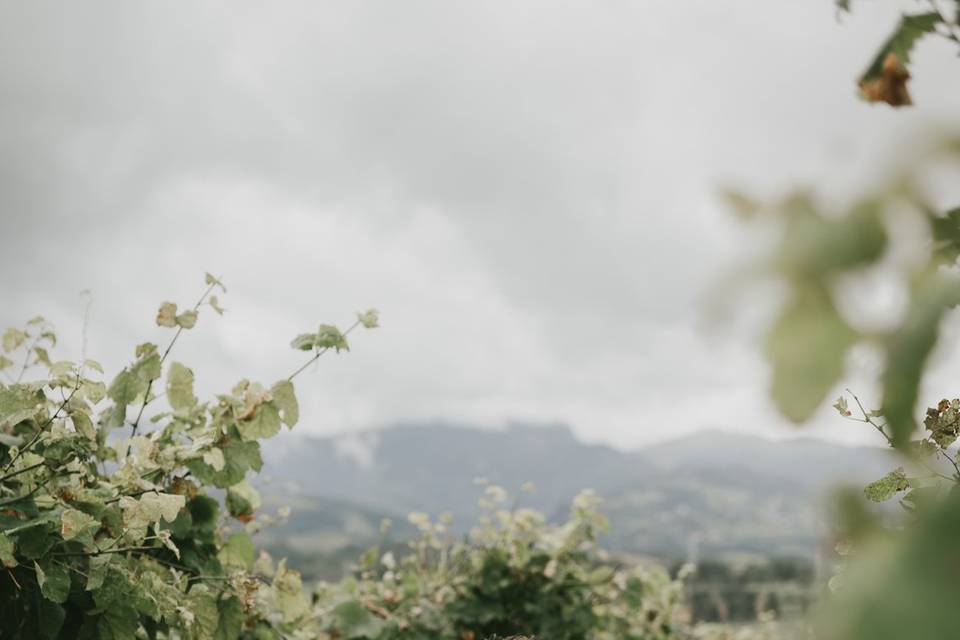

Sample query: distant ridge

[257,423,895,566]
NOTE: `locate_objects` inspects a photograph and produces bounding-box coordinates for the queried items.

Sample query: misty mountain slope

[257,423,896,560]
[259,422,650,520]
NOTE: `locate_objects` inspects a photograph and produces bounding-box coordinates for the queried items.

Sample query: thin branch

[846,389,957,482]
[3,374,81,473]
[6,568,21,589]
[846,389,893,445]
[14,329,44,385]
[926,0,960,46]
[127,280,219,450]
[0,460,45,485]
[287,319,362,382]
[0,478,50,508]
[52,545,156,558]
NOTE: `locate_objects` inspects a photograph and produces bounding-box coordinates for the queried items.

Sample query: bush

[313,487,689,640]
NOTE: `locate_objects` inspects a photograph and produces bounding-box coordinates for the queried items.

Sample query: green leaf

[764,283,857,422]
[205,272,227,292]
[0,385,44,428]
[35,560,71,603]
[218,532,255,570]
[226,481,260,519]
[881,274,960,448]
[272,559,310,622]
[864,467,911,502]
[860,13,940,83]
[0,532,16,567]
[108,351,161,407]
[290,333,317,351]
[156,302,178,328]
[35,598,65,640]
[186,432,262,488]
[208,295,225,315]
[188,495,220,533]
[185,586,220,640]
[60,508,99,542]
[857,13,941,106]
[167,362,198,411]
[775,198,887,278]
[176,310,198,329]
[316,324,349,352]
[213,596,243,640]
[82,604,139,640]
[357,308,379,329]
[271,380,299,428]
[0,354,13,369]
[929,208,960,267]
[16,523,56,559]
[236,401,281,442]
[119,493,186,540]
[820,490,960,639]
[2,328,28,352]
[331,599,387,638]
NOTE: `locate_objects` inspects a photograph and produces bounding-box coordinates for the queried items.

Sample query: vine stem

[2,372,82,474]
[14,329,44,385]
[0,460,45,485]
[126,280,219,452]
[845,389,955,482]
[287,319,362,382]
[926,0,960,47]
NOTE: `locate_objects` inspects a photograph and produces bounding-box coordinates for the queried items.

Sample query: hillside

[254,424,895,577]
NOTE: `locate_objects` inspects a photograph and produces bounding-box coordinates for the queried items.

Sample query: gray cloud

[2,1,958,448]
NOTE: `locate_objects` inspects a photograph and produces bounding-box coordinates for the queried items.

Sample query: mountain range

[252,424,895,579]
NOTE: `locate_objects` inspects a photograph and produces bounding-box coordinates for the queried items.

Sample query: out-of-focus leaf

[775,198,887,277]
[764,283,857,422]
[881,274,960,448]
[331,600,387,638]
[205,272,226,292]
[929,207,960,267]
[819,490,960,639]
[2,328,27,352]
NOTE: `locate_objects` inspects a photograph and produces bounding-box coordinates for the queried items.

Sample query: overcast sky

[2,1,959,449]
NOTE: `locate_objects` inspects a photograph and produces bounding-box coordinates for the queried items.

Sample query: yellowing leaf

[156,302,178,328]
[175,310,198,329]
[2,328,27,353]
[270,381,298,428]
[166,362,197,412]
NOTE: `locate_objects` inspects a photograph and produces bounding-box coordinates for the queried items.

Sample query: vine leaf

[864,467,911,502]
[881,274,960,448]
[764,283,857,422]
[858,13,941,107]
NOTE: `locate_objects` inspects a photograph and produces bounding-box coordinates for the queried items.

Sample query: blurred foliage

[730,4,960,639]
[837,1,960,106]
[726,137,960,448]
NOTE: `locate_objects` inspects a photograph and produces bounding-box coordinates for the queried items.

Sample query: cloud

[1,1,958,448]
